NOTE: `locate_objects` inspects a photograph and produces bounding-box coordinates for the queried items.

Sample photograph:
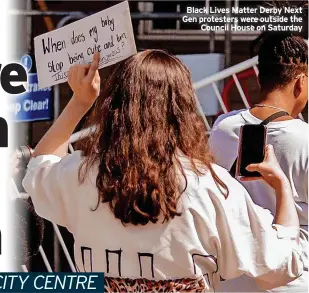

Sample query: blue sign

[10,73,53,122]
[20,54,33,72]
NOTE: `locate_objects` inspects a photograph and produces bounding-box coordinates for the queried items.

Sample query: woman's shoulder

[178,161,261,227]
[57,151,84,171]
[201,163,247,198]
[179,159,248,203]
[179,156,235,184]
[26,150,86,182]
[56,151,98,184]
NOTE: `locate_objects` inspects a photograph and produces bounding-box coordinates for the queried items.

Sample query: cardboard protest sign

[34,1,136,88]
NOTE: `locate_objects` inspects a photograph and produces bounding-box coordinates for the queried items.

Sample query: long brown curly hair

[78,49,228,225]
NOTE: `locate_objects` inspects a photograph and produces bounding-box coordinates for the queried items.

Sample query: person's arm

[192,147,303,290]
[246,145,300,234]
[273,179,300,228]
[22,53,101,230]
[32,98,90,158]
[32,52,101,158]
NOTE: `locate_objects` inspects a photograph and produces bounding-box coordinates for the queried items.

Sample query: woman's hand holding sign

[32,52,101,158]
[68,52,101,109]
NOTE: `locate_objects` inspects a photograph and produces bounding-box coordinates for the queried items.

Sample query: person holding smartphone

[209,33,308,292]
[23,50,304,292]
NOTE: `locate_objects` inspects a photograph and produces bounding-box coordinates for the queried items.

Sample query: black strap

[229,110,289,177]
[260,111,289,125]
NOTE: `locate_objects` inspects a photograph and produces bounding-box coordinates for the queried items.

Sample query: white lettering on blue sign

[9,73,53,122]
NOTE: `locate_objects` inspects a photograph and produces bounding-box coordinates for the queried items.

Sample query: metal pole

[194,56,258,90]
[26,0,31,51]
[205,0,210,12]
[26,0,32,148]
[224,0,232,67]
[53,85,60,120]
[13,1,30,149]
[206,0,215,53]
[53,232,60,272]
[209,31,215,53]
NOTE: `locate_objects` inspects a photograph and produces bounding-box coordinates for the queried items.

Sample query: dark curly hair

[77,49,228,225]
[251,32,308,91]
[251,0,308,91]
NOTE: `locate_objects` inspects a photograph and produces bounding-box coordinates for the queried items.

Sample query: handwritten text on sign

[34,1,137,88]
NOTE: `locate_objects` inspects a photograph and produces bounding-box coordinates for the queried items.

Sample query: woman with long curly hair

[23,50,303,292]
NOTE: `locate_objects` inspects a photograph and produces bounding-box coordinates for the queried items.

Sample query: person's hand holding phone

[240,144,289,190]
[243,144,300,234]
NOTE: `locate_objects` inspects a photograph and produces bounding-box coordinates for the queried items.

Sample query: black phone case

[236,124,267,178]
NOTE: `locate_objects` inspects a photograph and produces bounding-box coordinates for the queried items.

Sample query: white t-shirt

[23,152,303,292]
[209,109,308,226]
[209,109,308,292]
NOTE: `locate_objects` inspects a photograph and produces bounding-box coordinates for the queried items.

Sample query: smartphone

[236,124,267,178]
